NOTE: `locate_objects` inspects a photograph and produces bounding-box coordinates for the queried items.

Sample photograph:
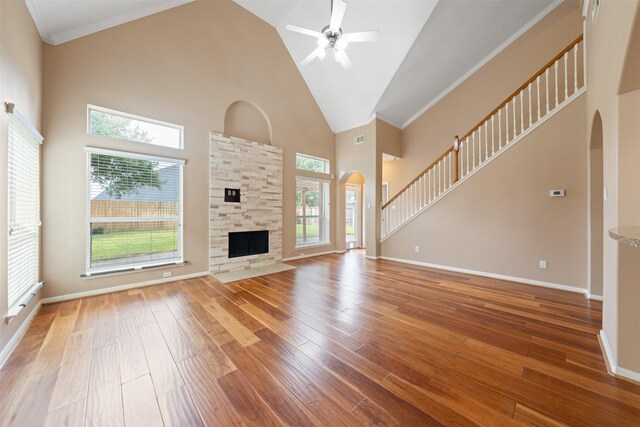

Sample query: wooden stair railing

[381,34,585,239]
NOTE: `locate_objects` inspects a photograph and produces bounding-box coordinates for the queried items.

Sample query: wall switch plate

[163,271,173,278]
[539,260,547,269]
[549,189,565,197]
[415,245,420,253]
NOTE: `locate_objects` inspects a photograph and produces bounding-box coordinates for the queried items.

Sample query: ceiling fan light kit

[285,0,380,70]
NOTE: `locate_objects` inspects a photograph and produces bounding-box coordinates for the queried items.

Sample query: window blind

[87,148,184,274]
[7,106,43,312]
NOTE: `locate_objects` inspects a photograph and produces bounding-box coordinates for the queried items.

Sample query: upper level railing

[381,34,585,240]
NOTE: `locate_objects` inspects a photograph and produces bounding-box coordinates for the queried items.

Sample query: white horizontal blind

[87,149,183,273]
[7,111,41,310]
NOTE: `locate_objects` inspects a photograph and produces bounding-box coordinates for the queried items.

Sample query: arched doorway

[589,111,604,297]
[345,172,365,249]
[339,171,366,250]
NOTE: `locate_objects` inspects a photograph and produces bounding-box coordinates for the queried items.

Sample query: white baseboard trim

[365,255,380,260]
[283,250,342,262]
[379,256,587,295]
[587,293,603,301]
[599,329,640,384]
[40,271,210,304]
[0,301,42,370]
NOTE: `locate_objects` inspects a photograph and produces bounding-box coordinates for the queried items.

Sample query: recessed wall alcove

[224,100,272,145]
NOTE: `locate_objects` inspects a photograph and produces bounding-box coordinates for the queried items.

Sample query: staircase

[381,35,586,241]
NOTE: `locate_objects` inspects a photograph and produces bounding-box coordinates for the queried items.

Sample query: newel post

[453,135,460,183]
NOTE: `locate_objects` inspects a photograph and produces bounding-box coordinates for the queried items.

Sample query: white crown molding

[26,0,195,45]
[400,0,563,130]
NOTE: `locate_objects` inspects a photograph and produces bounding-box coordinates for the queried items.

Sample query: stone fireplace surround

[209,133,283,274]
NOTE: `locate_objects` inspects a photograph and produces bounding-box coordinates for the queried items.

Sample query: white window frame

[87,105,184,149]
[295,153,330,174]
[295,176,331,249]
[5,102,44,322]
[85,147,185,276]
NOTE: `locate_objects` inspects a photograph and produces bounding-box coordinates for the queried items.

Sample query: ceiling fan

[285,0,380,70]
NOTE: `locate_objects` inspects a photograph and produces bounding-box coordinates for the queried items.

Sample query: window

[296,178,330,247]
[88,105,183,149]
[86,148,184,274]
[296,153,329,174]
[6,103,43,317]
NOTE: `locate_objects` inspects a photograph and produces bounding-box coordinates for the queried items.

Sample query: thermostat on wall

[549,189,565,197]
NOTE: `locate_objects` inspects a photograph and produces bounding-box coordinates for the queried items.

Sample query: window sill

[82,260,187,279]
[295,242,332,251]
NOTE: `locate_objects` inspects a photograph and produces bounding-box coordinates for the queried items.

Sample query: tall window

[296,178,330,247]
[6,104,43,316]
[88,105,183,149]
[86,148,184,274]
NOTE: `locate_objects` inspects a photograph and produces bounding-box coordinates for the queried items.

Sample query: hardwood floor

[1,250,639,426]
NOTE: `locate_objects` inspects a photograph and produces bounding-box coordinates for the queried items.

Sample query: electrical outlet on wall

[539,260,547,269]
[163,271,173,278]
[415,245,420,253]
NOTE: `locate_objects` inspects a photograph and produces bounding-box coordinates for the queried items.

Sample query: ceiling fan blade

[344,30,380,43]
[335,49,352,70]
[301,47,325,66]
[329,0,347,32]
[285,24,322,38]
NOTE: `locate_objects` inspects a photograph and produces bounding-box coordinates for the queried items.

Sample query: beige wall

[382,95,588,289]
[616,88,640,373]
[383,1,583,195]
[585,0,640,376]
[0,1,43,357]
[335,121,377,255]
[41,0,334,298]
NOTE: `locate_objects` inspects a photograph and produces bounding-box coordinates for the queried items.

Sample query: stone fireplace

[209,133,283,273]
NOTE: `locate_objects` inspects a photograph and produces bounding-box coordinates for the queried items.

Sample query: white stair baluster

[491,116,495,155]
[520,90,524,134]
[528,84,532,127]
[499,109,502,149]
[573,44,578,94]
[512,97,517,137]
[506,102,509,143]
[564,51,568,101]
[472,132,476,169]
[555,61,559,107]
[536,76,541,121]
[484,122,488,161]
[546,68,550,113]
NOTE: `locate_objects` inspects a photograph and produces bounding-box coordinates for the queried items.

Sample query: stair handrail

[381,34,584,211]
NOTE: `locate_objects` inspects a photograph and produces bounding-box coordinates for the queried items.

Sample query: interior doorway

[589,111,604,297]
[344,172,365,249]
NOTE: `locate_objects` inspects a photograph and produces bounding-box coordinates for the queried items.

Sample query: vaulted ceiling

[26,0,558,132]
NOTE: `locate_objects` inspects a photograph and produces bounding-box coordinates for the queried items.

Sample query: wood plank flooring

[2,250,639,426]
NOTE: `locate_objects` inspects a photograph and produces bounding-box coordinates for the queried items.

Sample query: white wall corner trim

[598,330,640,384]
[379,256,587,295]
[0,301,42,370]
[400,0,563,129]
[40,271,210,304]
